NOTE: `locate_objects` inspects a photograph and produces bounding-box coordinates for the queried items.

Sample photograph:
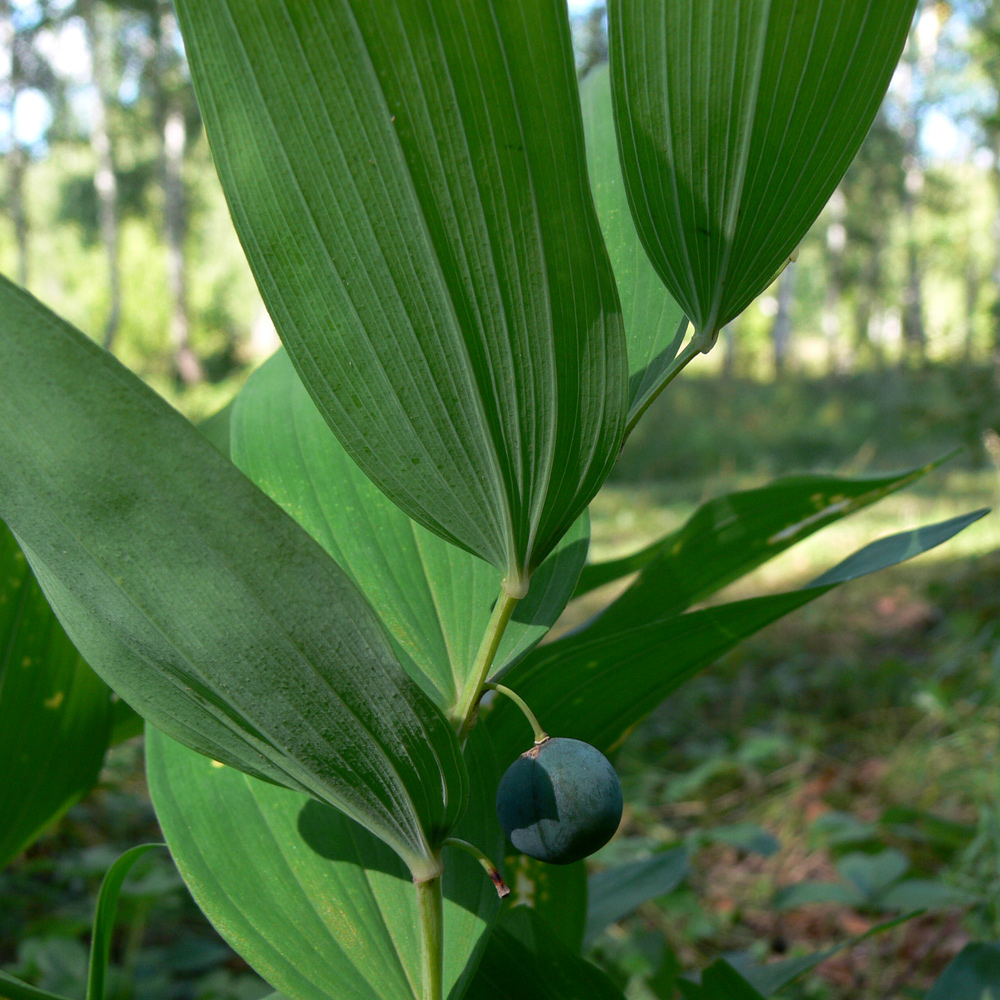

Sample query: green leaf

[466,908,625,1000]
[0,277,465,879]
[489,511,988,757]
[584,846,688,945]
[197,398,234,457]
[678,960,767,1000]
[173,0,627,591]
[230,349,589,715]
[0,523,114,869]
[926,943,1000,1000]
[502,855,588,954]
[608,0,918,339]
[147,722,502,1000]
[0,970,73,1000]
[736,913,916,995]
[878,879,980,912]
[579,64,688,431]
[772,880,864,911]
[86,844,164,1000]
[837,849,908,901]
[574,461,948,601]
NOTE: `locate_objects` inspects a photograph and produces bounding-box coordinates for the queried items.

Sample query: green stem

[484,682,547,744]
[415,875,443,1000]
[622,332,704,441]
[453,589,520,740]
[444,838,510,898]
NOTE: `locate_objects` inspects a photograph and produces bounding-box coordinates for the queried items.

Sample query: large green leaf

[173,0,628,592]
[147,722,502,1000]
[609,0,917,340]
[578,462,943,620]
[0,523,113,869]
[926,943,1000,1000]
[0,277,465,879]
[489,511,987,758]
[230,349,589,716]
[678,961,767,1000]
[579,64,689,432]
[465,908,625,1000]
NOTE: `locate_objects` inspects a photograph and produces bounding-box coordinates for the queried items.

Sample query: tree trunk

[156,6,202,385]
[771,262,796,378]
[84,3,122,351]
[2,3,28,287]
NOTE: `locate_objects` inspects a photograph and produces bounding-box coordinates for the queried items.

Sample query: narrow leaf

[174,0,627,589]
[575,461,949,601]
[0,277,465,877]
[490,512,987,758]
[584,846,689,944]
[147,722,503,1000]
[0,971,73,1000]
[0,523,113,869]
[580,64,688,428]
[231,349,589,714]
[86,844,164,1000]
[609,0,918,338]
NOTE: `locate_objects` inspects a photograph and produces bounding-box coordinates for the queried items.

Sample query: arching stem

[484,682,548,744]
[444,838,510,898]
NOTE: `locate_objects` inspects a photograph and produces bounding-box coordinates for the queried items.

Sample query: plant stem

[622,333,704,442]
[453,589,520,740]
[415,874,443,1000]
[444,837,511,897]
[484,682,547,744]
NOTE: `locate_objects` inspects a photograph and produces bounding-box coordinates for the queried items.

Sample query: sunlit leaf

[230,349,588,715]
[174,0,628,591]
[147,722,502,1000]
[0,277,465,878]
[580,64,688,431]
[609,0,917,340]
[489,511,988,758]
[575,460,948,601]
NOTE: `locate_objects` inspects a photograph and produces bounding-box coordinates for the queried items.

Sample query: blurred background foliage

[3,0,1000,998]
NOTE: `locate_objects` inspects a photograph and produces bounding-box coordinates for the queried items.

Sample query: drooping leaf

[584,846,688,945]
[0,970,72,1000]
[489,511,988,758]
[466,908,625,1000]
[575,461,949,601]
[925,943,1000,1000]
[147,722,502,1000]
[608,0,918,340]
[86,844,164,1000]
[502,854,589,954]
[230,349,589,715]
[0,523,113,869]
[579,64,688,431]
[735,913,916,995]
[173,0,628,591]
[0,277,465,878]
